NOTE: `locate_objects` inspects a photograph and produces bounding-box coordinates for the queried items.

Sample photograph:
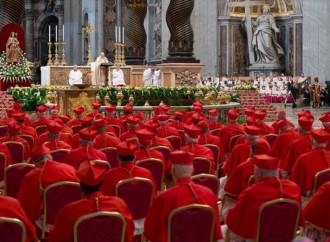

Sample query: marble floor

[271,103,330,128]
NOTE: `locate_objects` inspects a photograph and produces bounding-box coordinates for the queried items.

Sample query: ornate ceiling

[228,0,294,17]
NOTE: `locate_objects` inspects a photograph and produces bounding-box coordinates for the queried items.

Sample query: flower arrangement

[97,86,220,106]
[234,84,256,90]
[0,51,31,82]
[7,86,48,111]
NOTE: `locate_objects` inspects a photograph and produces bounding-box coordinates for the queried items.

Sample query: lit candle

[55,25,57,42]
[122,27,125,44]
[49,25,51,42]
[63,24,65,41]
[115,26,118,42]
[119,26,121,43]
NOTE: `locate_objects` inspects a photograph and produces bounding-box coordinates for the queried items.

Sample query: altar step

[232,90,277,122]
[0,91,14,119]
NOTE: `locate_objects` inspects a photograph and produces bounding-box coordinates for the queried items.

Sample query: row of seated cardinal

[0,100,329,242]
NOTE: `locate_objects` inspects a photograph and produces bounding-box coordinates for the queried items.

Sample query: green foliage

[230,93,241,103]
[234,84,256,90]
[7,86,48,111]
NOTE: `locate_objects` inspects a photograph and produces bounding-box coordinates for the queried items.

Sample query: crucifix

[227,0,266,65]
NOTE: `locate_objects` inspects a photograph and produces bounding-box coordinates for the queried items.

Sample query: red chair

[192,157,212,176]
[178,130,186,146]
[204,144,220,172]
[256,198,301,242]
[35,125,48,136]
[136,158,165,191]
[115,178,154,221]
[110,124,122,137]
[50,149,70,163]
[42,181,82,238]
[0,125,8,138]
[100,147,119,169]
[0,216,27,242]
[210,128,221,136]
[248,175,256,186]
[5,163,35,198]
[18,134,34,151]
[3,141,24,164]
[228,134,243,153]
[166,136,182,150]
[265,134,278,147]
[192,174,219,196]
[0,152,7,184]
[168,204,215,242]
[312,168,330,195]
[150,146,171,169]
[91,160,111,171]
[71,125,83,134]
[74,211,126,242]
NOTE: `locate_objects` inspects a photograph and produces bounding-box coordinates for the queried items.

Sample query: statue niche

[6,32,23,64]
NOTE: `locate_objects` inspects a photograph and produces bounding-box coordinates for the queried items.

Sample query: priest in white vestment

[142,63,153,87]
[112,65,125,87]
[69,65,83,86]
[95,52,109,85]
[152,68,161,87]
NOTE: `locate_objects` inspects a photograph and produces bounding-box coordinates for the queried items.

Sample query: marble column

[57,0,64,57]
[25,9,34,61]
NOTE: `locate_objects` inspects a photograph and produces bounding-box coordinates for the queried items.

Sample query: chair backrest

[191,174,219,196]
[3,141,24,164]
[18,134,34,151]
[264,134,278,147]
[204,144,220,166]
[100,147,119,168]
[91,160,111,171]
[0,216,27,242]
[257,198,301,242]
[0,125,8,138]
[71,125,83,134]
[248,175,256,187]
[35,125,48,136]
[228,134,243,152]
[313,168,330,195]
[0,152,7,182]
[210,128,220,136]
[42,181,82,238]
[166,136,182,150]
[115,177,154,220]
[304,221,330,242]
[150,146,171,167]
[168,204,215,242]
[50,149,70,163]
[110,124,121,137]
[136,158,165,191]
[74,211,126,242]
[192,157,212,176]
[5,163,35,197]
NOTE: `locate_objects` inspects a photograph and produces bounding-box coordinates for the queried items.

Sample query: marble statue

[251,5,284,64]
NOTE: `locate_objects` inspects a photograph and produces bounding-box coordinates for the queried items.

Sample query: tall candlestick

[63,24,65,40]
[49,25,51,42]
[55,25,57,42]
[122,27,125,44]
[115,26,118,42]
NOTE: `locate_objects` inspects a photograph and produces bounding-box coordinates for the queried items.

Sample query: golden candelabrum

[114,42,126,66]
[53,42,60,65]
[47,42,53,66]
[61,42,67,66]
[83,23,94,66]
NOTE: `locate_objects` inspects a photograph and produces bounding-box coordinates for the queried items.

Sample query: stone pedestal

[246,63,284,77]
[56,88,98,117]
[157,63,205,87]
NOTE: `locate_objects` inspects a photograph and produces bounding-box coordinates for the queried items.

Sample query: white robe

[143,68,153,87]
[69,70,83,85]
[112,69,125,86]
[152,69,161,86]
